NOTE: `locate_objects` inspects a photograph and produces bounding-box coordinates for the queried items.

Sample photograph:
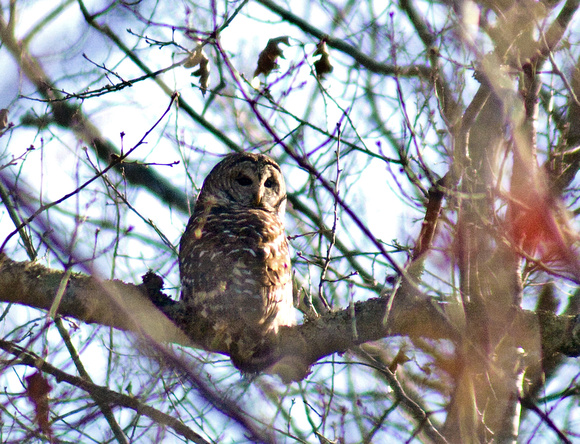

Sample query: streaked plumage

[179,152,295,368]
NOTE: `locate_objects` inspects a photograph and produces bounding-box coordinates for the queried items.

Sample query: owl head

[195,153,287,216]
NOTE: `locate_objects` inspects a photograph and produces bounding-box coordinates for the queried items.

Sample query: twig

[255,0,432,78]
[0,339,210,444]
[54,318,129,444]
[318,123,343,311]
[519,397,572,444]
[0,94,177,253]
[357,347,448,444]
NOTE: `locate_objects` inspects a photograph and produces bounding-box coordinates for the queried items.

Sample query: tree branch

[0,14,188,212]
[255,0,432,78]
[2,254,578,381]
[0,339,211,444]
[0,253,187,345]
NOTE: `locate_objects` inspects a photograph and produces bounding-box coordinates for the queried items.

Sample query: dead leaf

[388,348,410,372]
[253,36,290,78]
[191,57,210,94]
[184,45,211,94]
[25,372,53,437]
[0,109,8,130]
[183,44,205,68]
[313,40,333,80]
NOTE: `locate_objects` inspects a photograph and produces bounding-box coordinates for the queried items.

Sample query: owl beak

[253,190,264,207]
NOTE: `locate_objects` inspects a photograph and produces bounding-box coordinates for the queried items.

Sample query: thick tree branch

[0,253,187,345]
[1,254,578,381]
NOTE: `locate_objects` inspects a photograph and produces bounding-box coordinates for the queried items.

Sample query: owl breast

[181,207,291,320]
[179,205,294,336]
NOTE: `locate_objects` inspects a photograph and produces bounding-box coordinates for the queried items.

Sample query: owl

[179,152,295,370]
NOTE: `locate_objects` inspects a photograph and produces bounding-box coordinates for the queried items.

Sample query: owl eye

[236,175,253,186]
[264,178,275,188]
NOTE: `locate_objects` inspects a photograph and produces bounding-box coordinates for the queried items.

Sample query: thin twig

[0,94,177,253]
[54,317,130,444]
[0,339,211,444]
[318,123,343,311]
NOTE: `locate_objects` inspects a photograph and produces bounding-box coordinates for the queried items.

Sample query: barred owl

[179,152,295,370]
